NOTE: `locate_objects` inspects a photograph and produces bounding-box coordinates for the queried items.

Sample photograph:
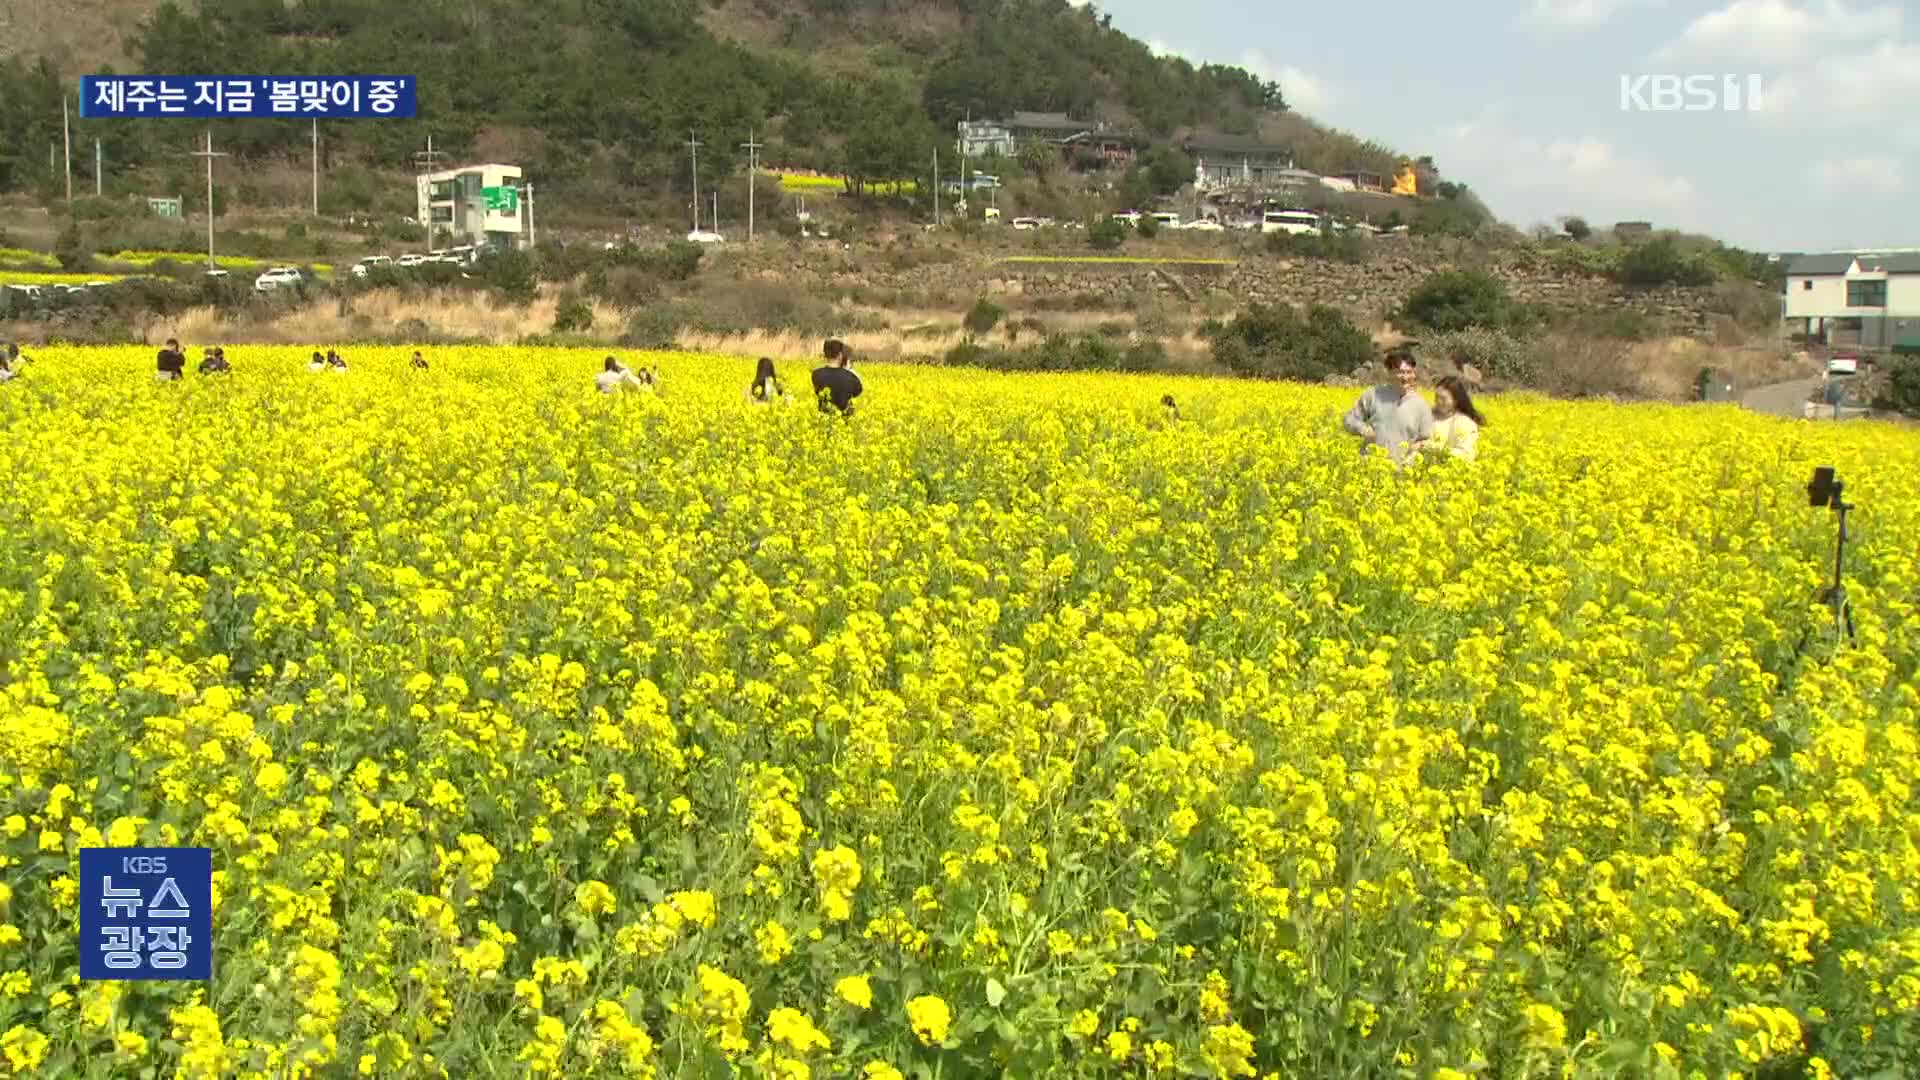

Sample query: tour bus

[1150,212,1181,228]
[1261,209,1323,236]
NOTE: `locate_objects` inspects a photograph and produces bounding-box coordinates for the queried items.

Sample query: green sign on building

[483,185,519,213]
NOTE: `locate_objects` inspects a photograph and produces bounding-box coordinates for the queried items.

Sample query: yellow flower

[1202,1023,1257,1077]
[863,1064,905,1080]
[756,919,794,965]
[1520,1003,1568,1051]
[835,975,874,1010]
[1069,1009,1100,1038]
[767,1007,831,1054]
[113,1030,149,1061]
[574,880,617,916]
[1106,1030,1133,1061]
[906,995,953,1046]
[1,1025,50,1072]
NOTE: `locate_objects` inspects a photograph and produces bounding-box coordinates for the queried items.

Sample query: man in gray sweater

[1343,345,1434,465]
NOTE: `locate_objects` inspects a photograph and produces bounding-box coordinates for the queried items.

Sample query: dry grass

[156,289,630,346]
[1537,334,1800,400]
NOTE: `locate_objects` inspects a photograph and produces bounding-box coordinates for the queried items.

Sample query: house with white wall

[1783,251,1920,350]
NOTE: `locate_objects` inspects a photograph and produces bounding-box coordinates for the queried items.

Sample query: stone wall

[738,243,1731,337]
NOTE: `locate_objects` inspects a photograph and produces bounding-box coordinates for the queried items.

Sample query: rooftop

[1183,133,1293,157]
[1786,252,1920,275]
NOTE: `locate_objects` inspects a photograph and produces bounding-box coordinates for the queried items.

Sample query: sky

[1081,0,1920,252]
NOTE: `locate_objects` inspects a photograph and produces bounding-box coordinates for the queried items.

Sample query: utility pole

[524,181,535,248]
[933,148,940,226]
[95,139,102,197]
[189,129,228,268]
[311,119,319,216]
[63,93,72,203]
[740,128,763,243]
[686,131,703,232]
[413,134,449,252]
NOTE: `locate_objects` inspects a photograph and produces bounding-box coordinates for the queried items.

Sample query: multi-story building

[1784,251,1920,350]
[415,163,524,253]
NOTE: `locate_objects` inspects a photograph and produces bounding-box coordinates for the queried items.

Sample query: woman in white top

[745,357,787,404]
[1423,375,1485,462]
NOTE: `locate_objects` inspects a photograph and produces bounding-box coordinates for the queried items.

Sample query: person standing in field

[199,347,231,375]
[5,344,25,369]
[746,357,787,404]
[1421,375,1485,462]
[812,338,863,416]
[307,351,326,372]
[326,350,348,372]
[411,350,430,370]
[1342,345,1433,466]
[596,356,646,393]
[0,353,16,384]
[156,338,186,382]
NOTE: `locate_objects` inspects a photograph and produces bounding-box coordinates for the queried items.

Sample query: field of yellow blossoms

[0,345,1916,1079]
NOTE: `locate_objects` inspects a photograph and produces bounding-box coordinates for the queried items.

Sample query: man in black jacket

[811,338,863,416]
[156,338,186,382]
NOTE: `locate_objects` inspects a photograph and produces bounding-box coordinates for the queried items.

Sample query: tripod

[1817,497,1857,646]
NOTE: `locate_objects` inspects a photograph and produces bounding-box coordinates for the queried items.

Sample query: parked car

[1113,211,1144,227]
[396,254,429,268]
[203,268,230,279]
[685,230,725,245]
[254,266,304,292]
[1180,219,1226,232]
[350,255,394,278]
[1011,217,1044,231]
[1150,212,1181,228]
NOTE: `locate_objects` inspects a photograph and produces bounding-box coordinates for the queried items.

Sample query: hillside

[0,0,1416,223]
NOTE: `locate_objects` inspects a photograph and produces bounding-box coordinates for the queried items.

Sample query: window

[1847,280,1887,307]
[430,181,455,201]
[429,206,453,224]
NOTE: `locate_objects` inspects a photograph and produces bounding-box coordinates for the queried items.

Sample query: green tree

[1207,302,1371,382]
[1398,270,1512,331]
[1088,218,1127,250]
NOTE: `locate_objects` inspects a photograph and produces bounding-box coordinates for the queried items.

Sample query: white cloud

[1523,0,1661,26]
[1431,109,1697,224]
[1811,156,1907,194]
[1238,50,1336,113]
[1757,40,1920,143]
[1653,0,1903,65]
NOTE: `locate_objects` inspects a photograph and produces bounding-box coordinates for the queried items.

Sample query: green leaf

[986,977,1007,1008]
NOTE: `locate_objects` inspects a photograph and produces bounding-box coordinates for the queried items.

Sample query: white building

[1783,251,1920,350]
[416,163,525,253]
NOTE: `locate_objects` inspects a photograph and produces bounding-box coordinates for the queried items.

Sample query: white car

[1180,220,1226,232]
[254,266,304,292]
[350,255,394,278]
[397,254,429,268]
[685,230,725,245]
[1011,217,1044,231]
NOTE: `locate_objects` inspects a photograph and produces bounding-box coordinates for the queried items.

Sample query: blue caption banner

[79,76,416,119]
[79,847,213,981]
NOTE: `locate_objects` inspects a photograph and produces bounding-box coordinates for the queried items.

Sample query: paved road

[1741,376,1821,419]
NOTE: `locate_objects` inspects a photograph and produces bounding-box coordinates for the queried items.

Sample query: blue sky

[1083,0,1920,252]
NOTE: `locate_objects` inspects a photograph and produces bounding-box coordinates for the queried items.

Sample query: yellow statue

[1392,162,1419,196]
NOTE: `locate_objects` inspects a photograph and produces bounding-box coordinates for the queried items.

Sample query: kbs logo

[1619,74,1764,112]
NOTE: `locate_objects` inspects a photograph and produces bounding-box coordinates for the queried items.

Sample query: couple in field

[1343,345,1485,465]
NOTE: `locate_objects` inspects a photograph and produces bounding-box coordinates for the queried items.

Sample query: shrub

[553,294,595,333]
[1423,327,1543,386]
[1088,219,1127,251]
[963,297,1006,336]
[54,224,94,273]
[942,334,1165,374]
[1207,302,1373,383]
[1136,215,1160,239]
[1617,237,1715,288]
[1562,216,1592,241]
[1878,356,1920,415]
[1266,230,1366,263]
[475,250,538,305]
[1398,269,1512,332]
[622,308,680,350]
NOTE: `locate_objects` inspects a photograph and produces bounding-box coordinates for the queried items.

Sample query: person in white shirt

[596,356,647,393]
[745,357,787,404]
[1420,375,1485,462]
[307,351,326,373]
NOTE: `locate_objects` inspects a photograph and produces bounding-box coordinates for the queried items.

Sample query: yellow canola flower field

[0,346,1917,1079]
